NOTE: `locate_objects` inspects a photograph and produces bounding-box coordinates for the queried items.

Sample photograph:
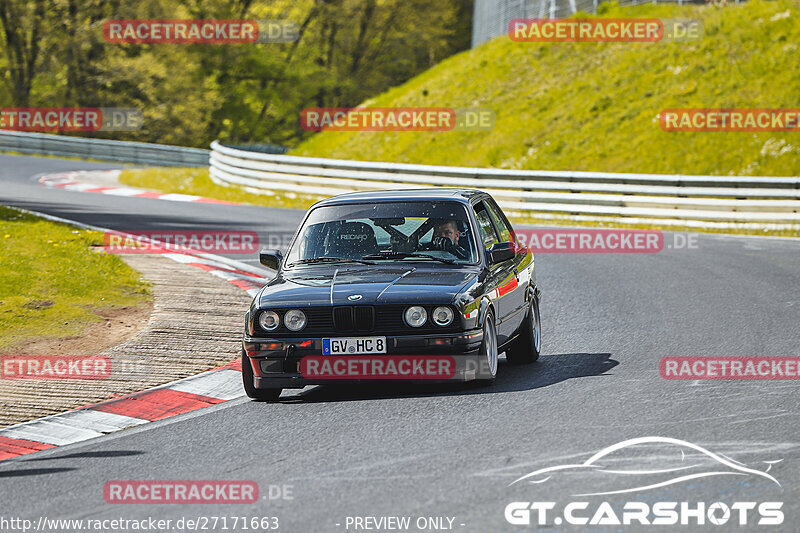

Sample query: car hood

[257,266,478,307]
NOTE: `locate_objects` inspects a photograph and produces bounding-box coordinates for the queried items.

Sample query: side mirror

[259,248,284,270]
[487,241,515,265]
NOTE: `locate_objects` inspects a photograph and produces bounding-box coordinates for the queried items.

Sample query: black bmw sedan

[242,188,542,400]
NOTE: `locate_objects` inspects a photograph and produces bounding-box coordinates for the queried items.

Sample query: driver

[426,219,468,259]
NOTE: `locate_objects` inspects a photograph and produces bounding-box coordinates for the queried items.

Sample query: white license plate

[322,337,386,355]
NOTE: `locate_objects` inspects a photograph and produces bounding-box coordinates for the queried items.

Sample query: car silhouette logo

[348,294,363,301]
[508,436,781,497]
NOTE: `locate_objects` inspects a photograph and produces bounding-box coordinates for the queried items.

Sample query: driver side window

[485,199,512,244]
[473,202,499,250]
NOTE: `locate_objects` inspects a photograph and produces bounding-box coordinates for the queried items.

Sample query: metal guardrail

[209,140,800,227]
[0,131,208,167]
[2,131,795,227]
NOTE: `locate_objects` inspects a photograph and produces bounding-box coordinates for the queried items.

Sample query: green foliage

[294,0,800,177]
[0,206,151,350]
[0,0,473,148]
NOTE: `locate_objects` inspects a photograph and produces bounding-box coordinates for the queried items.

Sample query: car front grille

[354,306,374,331]
[333,306,353,331]
[255,305,459,336]
[333,305,375,332]
[332,306,376,332]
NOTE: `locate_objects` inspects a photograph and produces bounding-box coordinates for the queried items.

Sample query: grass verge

[0,206,152,351]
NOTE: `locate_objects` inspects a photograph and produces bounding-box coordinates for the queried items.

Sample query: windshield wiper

[289,257,375,266]
[361,252,455,265]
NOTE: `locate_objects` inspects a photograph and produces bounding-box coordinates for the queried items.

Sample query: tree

[0,0,475,147]
[0,0,46,106]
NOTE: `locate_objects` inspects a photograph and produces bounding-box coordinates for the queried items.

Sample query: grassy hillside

[293,0,800,176]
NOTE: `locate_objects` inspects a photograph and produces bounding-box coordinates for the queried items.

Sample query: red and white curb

[39,170,241,205]
[0,194,271,462]
[0,360,243,460]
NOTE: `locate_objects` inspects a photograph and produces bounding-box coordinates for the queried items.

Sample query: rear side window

[473,201,499,250]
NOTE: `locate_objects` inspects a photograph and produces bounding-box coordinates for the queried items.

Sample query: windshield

[285,201,478,267]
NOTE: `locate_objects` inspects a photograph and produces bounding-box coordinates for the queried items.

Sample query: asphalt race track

[1,153,799,532]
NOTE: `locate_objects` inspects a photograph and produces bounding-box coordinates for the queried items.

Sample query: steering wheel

[430,236,469,260]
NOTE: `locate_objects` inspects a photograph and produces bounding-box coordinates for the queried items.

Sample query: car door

[483,197,528,335]
[472,199,517,344]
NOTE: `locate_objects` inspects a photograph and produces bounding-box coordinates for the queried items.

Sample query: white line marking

[49,409,150,433]
[158,193,203,202]
[0,419,103,446]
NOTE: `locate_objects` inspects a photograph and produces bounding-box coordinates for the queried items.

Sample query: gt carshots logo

[504,501,783,526]
[504,437,784,527]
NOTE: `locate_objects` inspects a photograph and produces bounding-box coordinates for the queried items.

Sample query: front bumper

[243,330,485,388]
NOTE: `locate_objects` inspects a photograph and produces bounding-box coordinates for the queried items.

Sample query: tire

[505,295,542,365]
[477,310,499,383]
[241,350,282,401]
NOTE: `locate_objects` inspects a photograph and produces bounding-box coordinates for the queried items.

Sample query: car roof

[313,188,485,207]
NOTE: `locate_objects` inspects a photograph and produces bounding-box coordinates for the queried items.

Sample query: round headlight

[284,309,307,331]
[432,306,454,327]
[404,306,428,328]
[258,310,280,331]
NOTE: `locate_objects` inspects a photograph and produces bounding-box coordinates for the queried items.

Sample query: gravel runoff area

[0,253,251,426]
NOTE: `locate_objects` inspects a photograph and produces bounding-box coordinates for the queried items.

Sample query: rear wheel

[241,350,282,401]
[506,295,541,365]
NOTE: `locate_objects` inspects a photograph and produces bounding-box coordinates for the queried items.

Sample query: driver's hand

[432,236,455,252]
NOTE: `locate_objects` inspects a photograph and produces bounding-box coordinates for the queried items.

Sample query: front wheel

[477,310,499,383]
[506,295,541,365]
[241,350,282,401]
